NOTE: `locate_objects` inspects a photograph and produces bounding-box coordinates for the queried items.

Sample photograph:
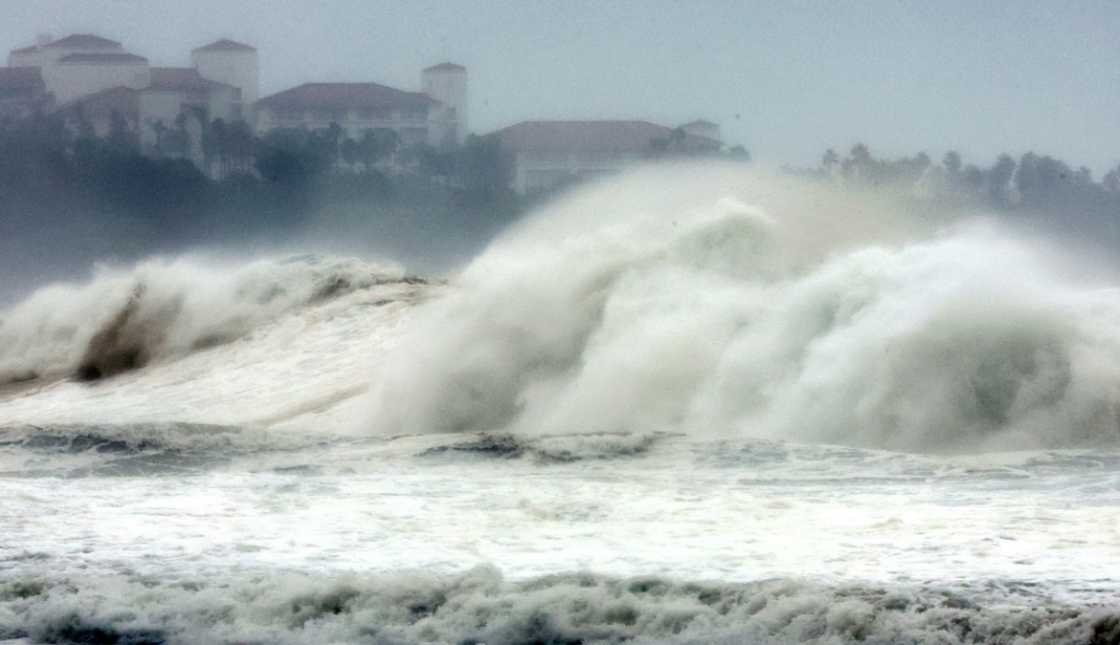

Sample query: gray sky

[5,1,1119,173]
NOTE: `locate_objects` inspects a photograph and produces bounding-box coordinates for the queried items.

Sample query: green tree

[456,134,513,200]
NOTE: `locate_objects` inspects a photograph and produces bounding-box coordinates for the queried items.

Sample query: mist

[4,4,1120,644]
[361,164,1120,453]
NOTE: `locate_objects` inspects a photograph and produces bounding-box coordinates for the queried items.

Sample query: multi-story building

[8,34,150,105]
[255,63,467,148]
[493,120,722,194]
[3,34,259,172]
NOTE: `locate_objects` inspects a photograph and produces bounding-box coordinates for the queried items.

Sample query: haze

[5,0,1117,173]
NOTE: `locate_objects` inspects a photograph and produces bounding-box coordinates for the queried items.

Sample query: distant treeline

[3,109,1119,297]
[0,112,524,295]
[793,144,1120,243]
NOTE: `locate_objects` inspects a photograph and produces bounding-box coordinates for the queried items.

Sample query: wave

[0,567,1115,644]
[0,422,302,454]
[0,254,416,384]
[364,164,1120,452]
[0,422,325,477]
[416,431,667,463]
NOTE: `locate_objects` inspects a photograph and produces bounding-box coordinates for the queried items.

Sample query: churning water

[1,165,1118,644]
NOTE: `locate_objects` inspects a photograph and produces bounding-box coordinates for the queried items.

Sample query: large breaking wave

[0,254,409,384]
[366,164,1120,452]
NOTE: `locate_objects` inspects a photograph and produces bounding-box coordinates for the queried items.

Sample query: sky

[4,0,1119,174]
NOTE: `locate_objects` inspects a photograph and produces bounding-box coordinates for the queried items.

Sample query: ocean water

[2,166,1119,644]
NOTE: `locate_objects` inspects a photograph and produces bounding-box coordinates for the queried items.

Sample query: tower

[422,62,467,145]
[191,39,258,122]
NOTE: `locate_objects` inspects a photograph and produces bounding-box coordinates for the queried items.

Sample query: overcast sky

[5,1,1118,173]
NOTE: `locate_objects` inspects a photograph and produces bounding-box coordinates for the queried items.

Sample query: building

[191,39,259,118]
[138,67,243,160]
[255,63,467,148]
[493,120,722,194]
[8,34,150,105]
[0,67,51,120]
[8,33,124,68]
[55,86,140,137]
[421,63,467,142]
[4,34,258,172]
[53,66,243,163]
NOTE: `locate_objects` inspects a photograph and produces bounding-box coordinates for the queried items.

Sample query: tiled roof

[147,67,236,92]
[494,120,718,154]
[60,52,147,64]
[257,82,435,111]
[45,34,122,49]
[193,39,256,52]
[0,67,45,90]
[424,62,465,72]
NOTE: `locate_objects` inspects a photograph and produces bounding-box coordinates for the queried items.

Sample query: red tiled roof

[193,39,256,52]
[45,34,122,49]
[424,62,465,72]
[147,67,236,92]
[60,52,147,64]
[0,67,45,90]
[494,120,718,154]
[257,82,435,111]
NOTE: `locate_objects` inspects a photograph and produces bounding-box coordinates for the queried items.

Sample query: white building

[255,63,468,148]
[4,34,258,172]
[48,52,151,105]
[493,120,722,194]
[8,33,122,68]
[421,63,467,144]
[7,34,150,105]
[191,39,259,119]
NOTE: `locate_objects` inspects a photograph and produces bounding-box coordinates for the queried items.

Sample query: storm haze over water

[4,3,1120,643]
[4,0,1118,172]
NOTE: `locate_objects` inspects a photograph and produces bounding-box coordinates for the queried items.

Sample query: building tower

[191,39,258,122]
[421,62,467,145]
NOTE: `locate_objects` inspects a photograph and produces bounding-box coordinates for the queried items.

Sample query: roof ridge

[257,81,436,109]
[45,34,122,49]
[193,39,256,52]
[59,52,147,63]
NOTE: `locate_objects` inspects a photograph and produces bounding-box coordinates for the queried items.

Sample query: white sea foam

[0,254,404,384]
[365,164,1120,452]
[2,165,1119,645]
[1,567,1116,645]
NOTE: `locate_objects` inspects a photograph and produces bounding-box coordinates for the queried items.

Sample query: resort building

[256,63,467,148]
[3,33,258,171]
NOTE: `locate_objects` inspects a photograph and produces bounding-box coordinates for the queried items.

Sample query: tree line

[0,110,522,295]
[793,144,1120,245]
[806,144,1120,215]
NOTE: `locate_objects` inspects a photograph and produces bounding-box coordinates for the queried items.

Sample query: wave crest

[0,254,410,383]
[365,165,1120,452]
